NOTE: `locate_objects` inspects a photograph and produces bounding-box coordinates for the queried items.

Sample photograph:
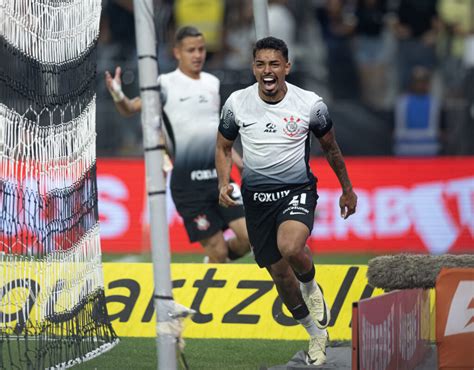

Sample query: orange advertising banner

[436,268,474,369]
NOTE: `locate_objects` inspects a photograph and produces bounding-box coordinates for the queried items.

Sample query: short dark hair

[253,37,288,62]
[174,26,203,45]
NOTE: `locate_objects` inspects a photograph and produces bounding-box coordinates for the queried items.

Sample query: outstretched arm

[105,66,142,117]
[216,133,237,207]
[318,128,357,219]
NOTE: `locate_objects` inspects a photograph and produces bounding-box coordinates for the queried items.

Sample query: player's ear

[285,61,291,76]
[173,46,180,61]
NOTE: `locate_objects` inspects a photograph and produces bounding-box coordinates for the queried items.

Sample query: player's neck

[258,84,287,104]
[179,67,201,80]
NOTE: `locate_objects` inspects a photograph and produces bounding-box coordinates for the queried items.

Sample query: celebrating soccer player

[105,26,250,263]
[216,36,358,365]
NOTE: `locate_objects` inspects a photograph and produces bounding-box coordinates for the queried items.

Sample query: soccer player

[215,36,357,365]
[105,26,250,263]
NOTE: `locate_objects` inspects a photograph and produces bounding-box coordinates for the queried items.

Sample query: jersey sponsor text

[191,169,218,181]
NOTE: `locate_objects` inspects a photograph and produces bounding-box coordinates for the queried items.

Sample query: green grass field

[76,338,312,369]
[77,253,371,369]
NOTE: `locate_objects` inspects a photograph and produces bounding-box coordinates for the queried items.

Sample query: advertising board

[96,157,474,254]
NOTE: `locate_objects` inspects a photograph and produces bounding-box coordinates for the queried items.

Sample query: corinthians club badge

[283,116,301,137]
[194,214,210,231]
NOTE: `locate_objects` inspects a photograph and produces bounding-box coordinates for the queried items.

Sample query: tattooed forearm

[319,130,353,192]
[317,128,357,218]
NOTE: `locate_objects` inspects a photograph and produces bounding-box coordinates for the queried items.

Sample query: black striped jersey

[219,82,333,190]
[160,69,220,195]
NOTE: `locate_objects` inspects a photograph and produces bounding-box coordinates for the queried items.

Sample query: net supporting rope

[0,0,118,368]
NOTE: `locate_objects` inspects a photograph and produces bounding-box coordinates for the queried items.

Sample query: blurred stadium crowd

[96,0,474,157]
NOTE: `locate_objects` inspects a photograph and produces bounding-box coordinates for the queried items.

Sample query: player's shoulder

[198,71,220,93]
[158,69,178,86]
[200,71,220,85]
[225,84,256,108]
[287,82,322,105]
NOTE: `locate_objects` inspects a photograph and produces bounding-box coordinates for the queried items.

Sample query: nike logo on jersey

[242,122,258,128]
[179,97,191,102]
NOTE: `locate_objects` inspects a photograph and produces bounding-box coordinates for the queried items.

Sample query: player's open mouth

[262,76,277,91]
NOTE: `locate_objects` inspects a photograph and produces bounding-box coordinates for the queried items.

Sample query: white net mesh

[0,0,101,63]
[0,99,96,192]
[0,0,118,367]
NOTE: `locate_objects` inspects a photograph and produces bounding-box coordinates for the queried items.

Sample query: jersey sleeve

[215,80,221,108]
[309,100,333,138]
[219,97,240,140]
[157,75,167,105]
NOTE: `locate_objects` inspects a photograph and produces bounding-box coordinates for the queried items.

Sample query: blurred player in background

[216,36,357,365]
[105,26,250,263]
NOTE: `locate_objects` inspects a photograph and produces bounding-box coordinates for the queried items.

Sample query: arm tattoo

[320,132,352,192]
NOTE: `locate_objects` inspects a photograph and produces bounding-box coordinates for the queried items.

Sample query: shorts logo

[253,190,290,202]
[289,194,306,206]
[194,214,210,231]
[283,193,310,215]
[283,116,301,137]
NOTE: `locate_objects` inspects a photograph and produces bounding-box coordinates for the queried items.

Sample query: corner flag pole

[252,0,270,39]
[133,1,176,369]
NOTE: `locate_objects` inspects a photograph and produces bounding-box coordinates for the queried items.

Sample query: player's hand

[105,66,124,102]
[339,188,357,219]
[162,153,173,173]
[219,183,238,207]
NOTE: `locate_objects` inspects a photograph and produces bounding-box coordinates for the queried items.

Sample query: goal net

[0,0,118,368]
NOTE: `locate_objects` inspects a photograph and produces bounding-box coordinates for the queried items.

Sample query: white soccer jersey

[219,82,333,189]
[159,68,220,193]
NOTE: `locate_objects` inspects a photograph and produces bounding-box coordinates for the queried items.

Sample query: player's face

[253,49,291,101]
[174,36,206,78]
